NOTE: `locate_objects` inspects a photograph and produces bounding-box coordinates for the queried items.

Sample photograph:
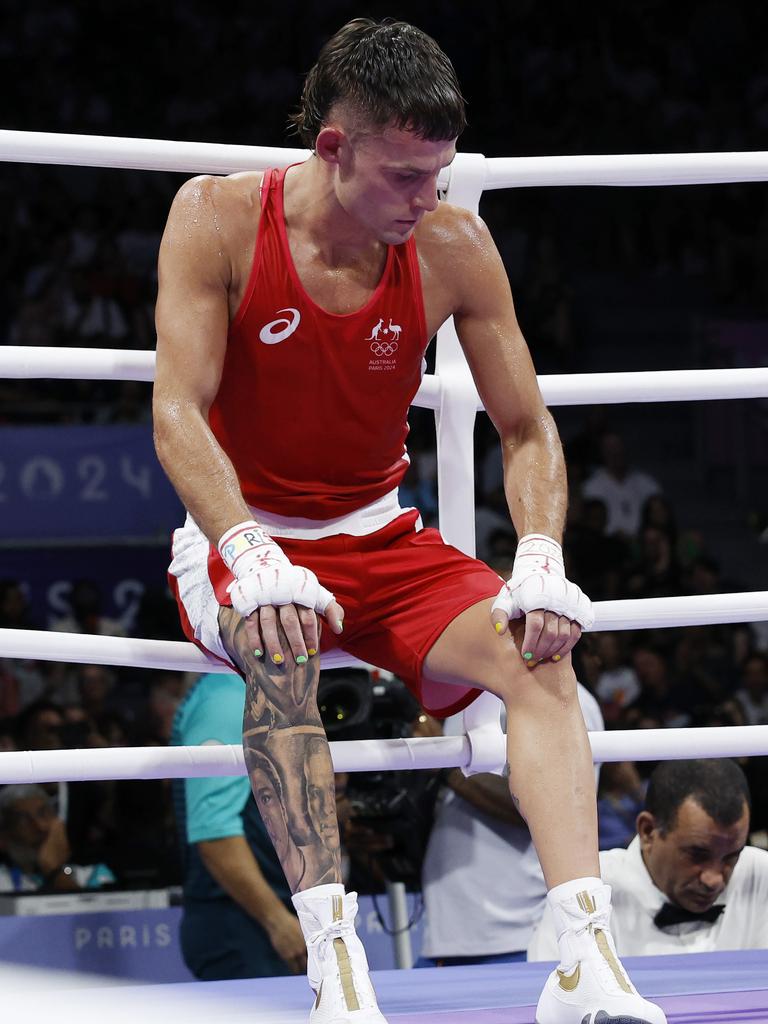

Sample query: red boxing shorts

[169,509,501,718]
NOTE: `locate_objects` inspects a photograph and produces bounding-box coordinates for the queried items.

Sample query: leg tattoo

[219,607,342,892]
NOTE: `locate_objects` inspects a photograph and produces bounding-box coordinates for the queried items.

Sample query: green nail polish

[296,655,308,665]
[523,651,534,661]
[253,649,263,658]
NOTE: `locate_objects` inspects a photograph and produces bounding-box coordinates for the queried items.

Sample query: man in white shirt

[420,684,604,964]
[529,758,768,959]
[581,433,661,538]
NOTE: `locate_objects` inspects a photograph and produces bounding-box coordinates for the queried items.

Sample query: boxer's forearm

[500,411,567,541]
[153,401,253,544]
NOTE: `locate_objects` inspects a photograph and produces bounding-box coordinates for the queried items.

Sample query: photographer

[13,700,115,870]
[319,668,443,895]
[0,784,114,892]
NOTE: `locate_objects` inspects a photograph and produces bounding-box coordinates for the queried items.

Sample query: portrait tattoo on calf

[218,607,342,892]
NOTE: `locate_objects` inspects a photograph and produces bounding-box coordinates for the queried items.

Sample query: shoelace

[310,919,378,1011]
[310,918,356,949]
[568,910,633,996]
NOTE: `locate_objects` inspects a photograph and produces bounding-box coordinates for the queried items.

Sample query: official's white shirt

[528,835,768,959]
[420,685,603,957]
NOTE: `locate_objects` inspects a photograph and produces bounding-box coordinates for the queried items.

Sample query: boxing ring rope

[1,725,768,785]
[2,347,768,408]
[3,592,768,674]
[4,129,768,187]
[2,130,768,784]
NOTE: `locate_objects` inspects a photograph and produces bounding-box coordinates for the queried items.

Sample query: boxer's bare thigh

[422,598,572,697]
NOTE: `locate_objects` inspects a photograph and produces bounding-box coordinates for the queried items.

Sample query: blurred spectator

[639,494,678,545]
[735,653,768,725]
[50,579,125,637]
[581,433,662,539]
[530,759,768,958]
[398,446,438,525]
[597,761,646,850]
[475,487,513,562]
[593,633,641,722]
[171,672,305,980]
[564,498,629,600]
[418,685,603,966]
[0,580,36,631]
[626,644,690,728]
[626,525,682,598]
[0,784,114,892]
[77,664,116,721]
[684,555,727,596]
[13,700,115,869]
[60,703,108,748]
[521,233,577,372]
[13,700,65,751]
[0,581,47,714]
[674,626,730,721]
[0,720,16,753]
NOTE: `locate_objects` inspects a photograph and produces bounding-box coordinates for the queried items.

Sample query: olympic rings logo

[370,341,398,356]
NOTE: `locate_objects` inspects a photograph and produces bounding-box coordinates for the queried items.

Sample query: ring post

[435,151,508,760]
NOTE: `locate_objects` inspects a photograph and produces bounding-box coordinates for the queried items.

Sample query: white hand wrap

[218,520,335,619]
[491,533,594,629]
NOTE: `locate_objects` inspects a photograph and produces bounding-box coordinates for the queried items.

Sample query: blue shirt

[171,672,291,906]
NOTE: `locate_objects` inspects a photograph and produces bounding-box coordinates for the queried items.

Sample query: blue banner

[0,425,183,542]
[0,897,425,980]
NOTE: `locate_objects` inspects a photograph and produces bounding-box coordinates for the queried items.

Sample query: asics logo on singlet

[259,308,301,344]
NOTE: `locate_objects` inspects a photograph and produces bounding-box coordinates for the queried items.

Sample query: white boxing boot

[292,884,388,1023]
[535,881,667,1024]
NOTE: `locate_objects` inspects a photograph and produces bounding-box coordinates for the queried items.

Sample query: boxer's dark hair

[645,759,750,836]
[290,18,466,147]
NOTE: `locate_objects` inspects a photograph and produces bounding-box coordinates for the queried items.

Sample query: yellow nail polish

[308,648,317,657]
[553,654,562,662]
[272,653,284,665]
[494,622,503,634]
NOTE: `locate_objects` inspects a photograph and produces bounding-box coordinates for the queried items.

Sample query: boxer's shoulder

[415,202,493,273]
[164,172,264,283]
[168,172,264,244]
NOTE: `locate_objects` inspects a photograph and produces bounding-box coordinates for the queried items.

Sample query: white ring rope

[0,628,362,674]
[1,593,767,676]
[1,726,768,785]
[0,592,766,676]
[1,347,767,408]
[4,130,768,188]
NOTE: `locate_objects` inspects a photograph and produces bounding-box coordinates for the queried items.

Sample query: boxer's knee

[218,606,321,724]
[479,644,578,709]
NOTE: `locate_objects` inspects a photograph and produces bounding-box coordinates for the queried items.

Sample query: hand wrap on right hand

[218,520,335,619]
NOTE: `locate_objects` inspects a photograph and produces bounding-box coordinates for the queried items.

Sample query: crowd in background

[2,0,768,895]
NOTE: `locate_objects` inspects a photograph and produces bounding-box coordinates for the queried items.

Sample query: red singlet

[208,165,429,519]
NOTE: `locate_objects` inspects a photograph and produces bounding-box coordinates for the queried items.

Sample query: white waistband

[249,488,419,540]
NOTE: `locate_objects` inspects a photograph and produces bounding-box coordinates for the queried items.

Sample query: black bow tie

[654,901,725,929]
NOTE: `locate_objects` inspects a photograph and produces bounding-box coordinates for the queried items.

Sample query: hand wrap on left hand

[491,533,594,629]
